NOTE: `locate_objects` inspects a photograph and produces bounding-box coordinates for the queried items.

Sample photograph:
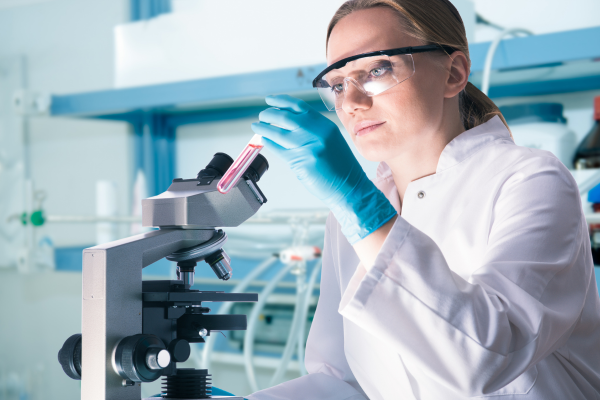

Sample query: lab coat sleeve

[246,216,367,400]
[339,157,593,397]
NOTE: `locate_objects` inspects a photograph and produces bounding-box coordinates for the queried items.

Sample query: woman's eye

[332,83,344,94]
[369,66,390,78]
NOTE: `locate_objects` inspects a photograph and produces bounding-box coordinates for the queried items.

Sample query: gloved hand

[251,94,397,244]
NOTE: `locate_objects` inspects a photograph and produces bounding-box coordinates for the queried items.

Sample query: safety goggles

[312,44,457,111]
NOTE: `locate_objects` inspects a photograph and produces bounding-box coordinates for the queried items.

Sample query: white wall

[0,270,83,400]
[115,0,347,87]
[0,2,129,400]
[474,0,600,42]
[0,0,131,249]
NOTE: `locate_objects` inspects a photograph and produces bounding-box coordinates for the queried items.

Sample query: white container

[501,103,577,168]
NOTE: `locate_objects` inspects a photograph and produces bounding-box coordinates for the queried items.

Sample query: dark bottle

[574,96,600,169]
[578,97,600,265]
[588,196,600,266]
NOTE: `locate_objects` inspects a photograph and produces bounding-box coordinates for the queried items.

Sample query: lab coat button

[417,191,426,199]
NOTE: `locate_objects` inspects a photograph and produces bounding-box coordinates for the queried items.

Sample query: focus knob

[112,334,168,383]
[168,338,191,363]
[146,348,171,370]
[58,334,82,380]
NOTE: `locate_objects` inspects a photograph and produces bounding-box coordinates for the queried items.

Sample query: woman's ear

[445,51,470,98]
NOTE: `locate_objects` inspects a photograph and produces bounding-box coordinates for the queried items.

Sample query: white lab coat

[247,116,600,400]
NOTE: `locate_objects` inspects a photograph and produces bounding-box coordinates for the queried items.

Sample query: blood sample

[217,134,264,194]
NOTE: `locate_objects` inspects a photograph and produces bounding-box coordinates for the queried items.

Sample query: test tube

[217,134,264,194]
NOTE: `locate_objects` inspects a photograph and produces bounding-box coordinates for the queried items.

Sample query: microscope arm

[82,228,214,400]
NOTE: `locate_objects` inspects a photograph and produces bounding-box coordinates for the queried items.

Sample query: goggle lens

[316,54,415,111]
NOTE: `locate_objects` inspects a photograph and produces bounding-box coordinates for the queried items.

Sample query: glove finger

[251,122,307,150]
[260,137,292,161]
[265,94,311,113]
[258,108,302,131]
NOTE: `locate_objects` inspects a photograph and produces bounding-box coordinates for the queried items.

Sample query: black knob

[113,334,168,383]
[197,153,234,185]
[244,153,269,182]
[58,334,82,380]
[168,339,191,363]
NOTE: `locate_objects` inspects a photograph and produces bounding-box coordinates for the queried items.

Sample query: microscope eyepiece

[243,153,269,182]
[197,152,234,185]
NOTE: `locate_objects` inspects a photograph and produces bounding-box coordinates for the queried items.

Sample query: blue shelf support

[49,26,600,119]
[130,0,171,21]
[133,113,176,197]
[45,26,600,196]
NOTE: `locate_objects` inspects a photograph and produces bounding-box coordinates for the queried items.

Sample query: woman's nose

[341,79,372,114]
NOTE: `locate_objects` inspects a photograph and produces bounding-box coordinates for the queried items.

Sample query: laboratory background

[1,0,600,398]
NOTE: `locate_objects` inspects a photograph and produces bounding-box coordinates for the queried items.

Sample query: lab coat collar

[375,116,513,182]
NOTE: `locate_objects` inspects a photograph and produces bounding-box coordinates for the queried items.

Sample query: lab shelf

[49,26,600,120]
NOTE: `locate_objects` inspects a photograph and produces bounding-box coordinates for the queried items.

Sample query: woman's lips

[354,120,386,137]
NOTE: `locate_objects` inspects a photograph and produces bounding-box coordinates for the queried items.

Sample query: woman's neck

[386,110,466,205]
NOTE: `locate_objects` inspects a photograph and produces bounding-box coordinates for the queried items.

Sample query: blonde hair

[326,0,509,131]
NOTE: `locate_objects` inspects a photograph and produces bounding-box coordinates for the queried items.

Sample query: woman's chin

[356,141,398,163]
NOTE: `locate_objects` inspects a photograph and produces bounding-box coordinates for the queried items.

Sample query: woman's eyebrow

[325,64,368,81]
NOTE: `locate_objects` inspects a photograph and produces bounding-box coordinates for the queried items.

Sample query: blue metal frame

[50,65,322,117]
[116,0,176,194]
[131,113,175,196]
[165,100,328,128]
[49,26,600,118]
[130,0,171,21]
[47,26,600,196]
[469,26,600,72]
[489,74,600,99]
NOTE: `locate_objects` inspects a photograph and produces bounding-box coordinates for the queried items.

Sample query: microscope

[58,152,269,400]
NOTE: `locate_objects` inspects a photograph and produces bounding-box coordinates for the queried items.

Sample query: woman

[248,1,600,399]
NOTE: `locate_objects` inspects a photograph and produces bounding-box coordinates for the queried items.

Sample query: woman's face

[327,7,455,163]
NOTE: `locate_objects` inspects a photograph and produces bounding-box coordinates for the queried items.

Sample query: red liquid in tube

[217,134,264,194]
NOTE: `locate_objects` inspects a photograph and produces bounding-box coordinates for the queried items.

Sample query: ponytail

[460,82,510,132]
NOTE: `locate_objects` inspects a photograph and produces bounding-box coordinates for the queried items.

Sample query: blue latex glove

[251,95,397,244]
[151,386,242,398]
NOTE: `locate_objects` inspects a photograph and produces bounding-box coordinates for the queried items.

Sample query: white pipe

[198,256,279,370]
[96,180,118,244]
[243,209,329,225]
[42,209,329,225]
[296,259,322,376]
[186,276,319,291]
[481,28,533,96]
[575,169,600,196]
[130,169,149,235]
[45,215,142,223]
[585,214,600,224]
[22,180,34,274]
[269,267,306,387]
[244,262,296,393]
